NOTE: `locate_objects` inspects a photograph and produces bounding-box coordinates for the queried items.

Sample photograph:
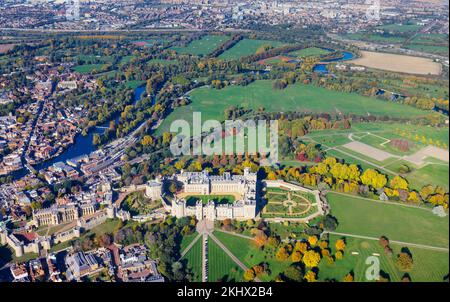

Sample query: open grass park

[157,80,432,135]
[318,234,449,282]
[181,236,203,282]
[326,192,449,248]
[171,35,230,56]
[208,238,244,282]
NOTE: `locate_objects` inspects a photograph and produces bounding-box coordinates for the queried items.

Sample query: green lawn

[327,192,449,248]
[124,80,145,89]
[342,33,406,44]
[213,230,290,281]
[208,238,244,282]
[185,195,235,206]
[147,58,178,66]
[35,222,73,237]
[404,43,449,56]
[377,23,423,33]
[74,54,114,64]
[73,64,109,74]
[172,35,229,56]
[406,163,449,190]
[288,47,330,58]
[318,234,449,282]
[120,55,137,65]
[219,39,287,60]
[181,237,203,282]
[180,232,200,252]
[157,80,431,134]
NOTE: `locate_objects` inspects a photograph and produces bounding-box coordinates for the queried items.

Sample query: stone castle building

[33,203,97,227]
[145,168,258,221]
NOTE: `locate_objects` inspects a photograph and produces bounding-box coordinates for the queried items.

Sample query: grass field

[157,80,431,135]
[405,163,449,190]
[288,47,330,58]
[213,230,290,281]
[147,58,178,66]
[75,54,114,64]
[120,55,137,65]
[342,33,406,44]
[35,222,73,237]
[172,35,229,56]
[180,232,199,252]
[208,238,244,282]
[318,234,449,282]
[377,23,423,33]
[404,43,449,56]
[327,192,449,248]
[303,122,449,189]
[219,39,287,60]
[181,237,203,282]
[73,64,109,74]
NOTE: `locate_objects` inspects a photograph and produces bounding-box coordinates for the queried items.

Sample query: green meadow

[73,63,109,74]
[172,35,229,56]
[288,47,330,58]
[181,237,203,282]
[327,192,449,248]
[208,238,244,282]
[318,234,449,282]
[157,80,431,134]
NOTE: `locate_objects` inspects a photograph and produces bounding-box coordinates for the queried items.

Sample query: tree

[321,215,338,231]
[175,159,186,170]
[162,132,172,144]
[275,246,290,261]
[390,175,409,190]
[291,251,302,263]
[335,239,346,251]
[254,231,268,248]
[98,233,112,247]
[243,268,256,281]
[360,169,387,190]
[304,270,317,282]
[396,252,413,271]
[31,201,42,210]
[407,191,421,203]
[335,250,343,260]
[141,135,154,146]
[307,235,318,247]
[93,133,101,145]
[302,250,321,268]
[294,241,308,254]
[343,272,354,282]
[267,236,280,249]
[283,265,303,282]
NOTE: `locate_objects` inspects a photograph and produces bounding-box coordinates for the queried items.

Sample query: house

[65,251,100,280]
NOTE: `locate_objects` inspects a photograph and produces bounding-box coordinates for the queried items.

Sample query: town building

[32,202,97,227]
[65,251,100,280]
